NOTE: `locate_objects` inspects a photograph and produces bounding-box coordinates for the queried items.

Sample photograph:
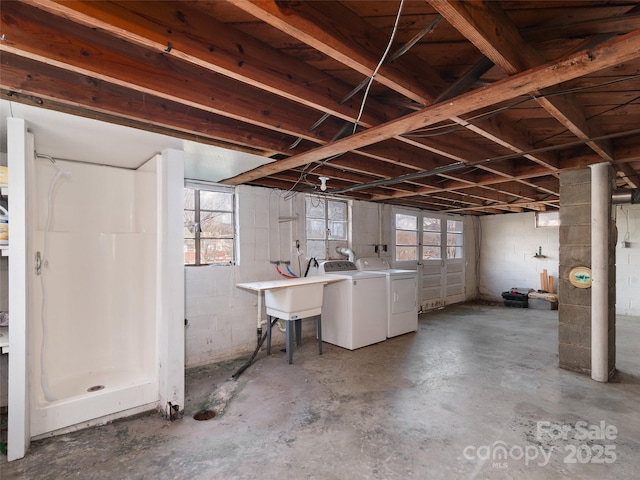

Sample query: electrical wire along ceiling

[2,1,640,214]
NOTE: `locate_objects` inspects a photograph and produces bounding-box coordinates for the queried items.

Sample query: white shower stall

[7,118,184,460]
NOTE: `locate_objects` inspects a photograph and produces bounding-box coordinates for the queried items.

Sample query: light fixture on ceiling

[319,176,329,191]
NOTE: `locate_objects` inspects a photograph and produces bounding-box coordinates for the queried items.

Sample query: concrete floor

[2,303,639,479]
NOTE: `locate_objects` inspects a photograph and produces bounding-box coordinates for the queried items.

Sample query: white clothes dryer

[355,257,418,338]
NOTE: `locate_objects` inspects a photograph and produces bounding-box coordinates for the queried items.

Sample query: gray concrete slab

[2,303,639,479]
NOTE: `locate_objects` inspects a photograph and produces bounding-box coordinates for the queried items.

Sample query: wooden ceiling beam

[370,162,559,201]
[226,0,446,104]
[27,0,400,128]
[228,0,559,181]
[442,201,553,214]
[522,10,640,41]
[13,1,540,197]
[0,2,347,142]
[617,163,639,188]
[225,28,640,183]
[431,0,615,164]
[0,53,296,154]
[3,2,468,182]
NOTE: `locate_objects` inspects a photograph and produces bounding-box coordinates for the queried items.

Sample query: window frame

[305,194,350,260]
[392,208,464,266]
[184,181,236,266]
[535,211,560,228]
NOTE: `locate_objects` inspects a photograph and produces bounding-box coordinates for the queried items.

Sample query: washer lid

[355,257,390,271]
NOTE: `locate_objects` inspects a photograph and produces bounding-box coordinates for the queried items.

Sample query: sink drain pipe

[233,316,279,379]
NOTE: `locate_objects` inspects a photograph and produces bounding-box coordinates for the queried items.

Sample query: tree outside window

[184,185,235,265]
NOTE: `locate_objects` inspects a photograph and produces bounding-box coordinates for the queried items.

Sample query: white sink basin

[265,283,324,320]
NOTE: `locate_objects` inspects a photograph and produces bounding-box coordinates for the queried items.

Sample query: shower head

[36,152,56,165]
[36,152,71,176]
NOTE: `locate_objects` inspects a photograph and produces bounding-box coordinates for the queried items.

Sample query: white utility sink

[264,283,325,320]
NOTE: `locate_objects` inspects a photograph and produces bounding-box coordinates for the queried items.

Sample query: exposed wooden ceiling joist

[1,0,639,215]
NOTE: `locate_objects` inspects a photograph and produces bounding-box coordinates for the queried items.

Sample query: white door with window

[393,209,465,311]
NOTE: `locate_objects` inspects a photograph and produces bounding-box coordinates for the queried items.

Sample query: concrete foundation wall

[477,212,559,301]
[184,186,476,367]
[184,185,306,367]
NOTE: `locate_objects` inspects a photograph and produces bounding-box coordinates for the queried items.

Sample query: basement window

[535,211,560,228]
[184,182,236,265]
[305,195,349,260]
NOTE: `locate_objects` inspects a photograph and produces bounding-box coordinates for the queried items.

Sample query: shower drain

[87,385,105,392]
[193,409,216,421]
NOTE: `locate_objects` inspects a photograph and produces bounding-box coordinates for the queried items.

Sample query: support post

[590,163,609,382]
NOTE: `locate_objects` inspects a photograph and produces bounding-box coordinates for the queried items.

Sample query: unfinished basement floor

[2,303,640,479]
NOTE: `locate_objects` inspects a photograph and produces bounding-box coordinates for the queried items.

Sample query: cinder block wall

[558,169,592,373]
[478,212,559,301]
[558,167,616,375]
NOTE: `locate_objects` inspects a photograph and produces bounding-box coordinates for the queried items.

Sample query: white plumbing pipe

[590,163,609,382]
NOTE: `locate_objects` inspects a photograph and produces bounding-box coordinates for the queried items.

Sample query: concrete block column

[558,167,616,377]
[559,169,592,373]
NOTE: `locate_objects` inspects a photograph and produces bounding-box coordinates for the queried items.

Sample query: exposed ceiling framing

[2,1,640,214]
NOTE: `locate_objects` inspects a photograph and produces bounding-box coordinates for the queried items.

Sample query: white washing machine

[315,260,387,350]
[355,257,418,338]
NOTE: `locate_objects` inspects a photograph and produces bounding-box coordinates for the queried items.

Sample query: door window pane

[423,217,441,232]
[396,214,417,230]
[422,232,441,246]
[396,230,417,245]
[446,220,463,259]
[395,212,419,262]
[396,246,417,261]
[423,245,441,260]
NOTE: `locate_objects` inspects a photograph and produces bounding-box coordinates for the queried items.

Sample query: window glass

[396,246,418,261]
[395,212,419,262]
[423,217,441,232]
[305,195,349,259]
[396,230,417,245]
[184,184,235,265]
[446,220,463,259]
[536,211,559,227]
[396,213,417,230]
[394,212,464,263]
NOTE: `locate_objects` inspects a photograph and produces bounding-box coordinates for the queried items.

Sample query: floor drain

[193,409,216,421]
[87,385,105,392]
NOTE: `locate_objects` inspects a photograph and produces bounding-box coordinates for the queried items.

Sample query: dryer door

[391,276,417,315]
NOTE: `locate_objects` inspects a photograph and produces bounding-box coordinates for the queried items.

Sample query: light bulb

[319,176,329,191]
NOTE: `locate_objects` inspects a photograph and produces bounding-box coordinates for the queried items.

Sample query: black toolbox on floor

[501,288,532,308]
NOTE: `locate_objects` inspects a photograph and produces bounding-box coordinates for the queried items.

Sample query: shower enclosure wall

[30,158,159,435]
[7,118,184,459]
